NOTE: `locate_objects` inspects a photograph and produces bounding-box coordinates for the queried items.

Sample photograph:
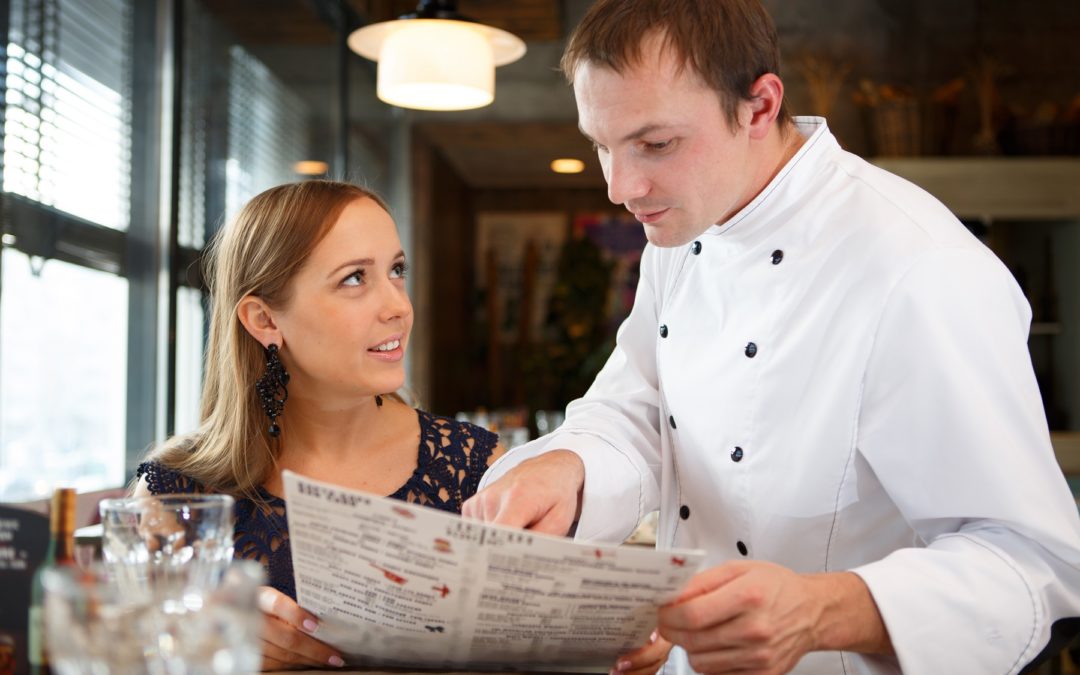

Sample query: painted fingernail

[650,629,659,643]
[302,618,319,633]
[328,655,345,667]
[616,660,632,671]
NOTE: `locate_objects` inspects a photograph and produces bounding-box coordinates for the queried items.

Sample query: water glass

[42,561,264,675]
[98,494,235,598]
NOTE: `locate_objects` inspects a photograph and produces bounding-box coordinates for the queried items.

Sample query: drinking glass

[42,560,264,675]
[98,494,235,599]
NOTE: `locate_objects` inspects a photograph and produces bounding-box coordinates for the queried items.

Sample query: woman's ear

[745,73,785,140]
[236,295,281,348]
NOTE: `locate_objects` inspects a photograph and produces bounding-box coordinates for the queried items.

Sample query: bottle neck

[44,530,76,565]
[46,488,77,566]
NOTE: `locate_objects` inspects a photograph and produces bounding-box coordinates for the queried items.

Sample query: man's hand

[658,562,890,674]
[462,449,584,535]
[611,629,673,675]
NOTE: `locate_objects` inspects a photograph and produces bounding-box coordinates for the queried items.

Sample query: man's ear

[236,295,281,348]
[745,73,785,140]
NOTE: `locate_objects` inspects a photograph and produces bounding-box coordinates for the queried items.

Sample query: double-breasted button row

[738,250,783,358]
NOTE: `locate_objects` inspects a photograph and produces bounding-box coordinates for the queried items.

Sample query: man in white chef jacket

[464,0,1080,673]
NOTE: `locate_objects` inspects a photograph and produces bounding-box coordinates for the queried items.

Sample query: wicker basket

[871,99,922,156]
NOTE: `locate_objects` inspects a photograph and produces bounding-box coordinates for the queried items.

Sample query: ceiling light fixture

[550,158,585,174]
[348,0,526,112]
[293,160,329,176]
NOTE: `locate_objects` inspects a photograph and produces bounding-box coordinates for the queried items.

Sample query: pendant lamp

[348,0,526,112]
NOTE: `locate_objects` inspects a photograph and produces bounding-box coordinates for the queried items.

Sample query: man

[464,1,1080,673]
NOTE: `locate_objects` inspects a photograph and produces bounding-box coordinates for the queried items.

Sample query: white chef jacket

[480,118,1080,674]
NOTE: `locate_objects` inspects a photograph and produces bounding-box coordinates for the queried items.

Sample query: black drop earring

[255,344,289,437]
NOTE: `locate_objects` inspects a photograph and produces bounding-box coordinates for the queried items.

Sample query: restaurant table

[270,665,609,669]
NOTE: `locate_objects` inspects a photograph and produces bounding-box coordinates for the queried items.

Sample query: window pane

[3,0,133,230]
[0,249,128,501]
[174,286,206,434]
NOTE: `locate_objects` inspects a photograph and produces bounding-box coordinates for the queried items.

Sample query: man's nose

[605,156,649,206]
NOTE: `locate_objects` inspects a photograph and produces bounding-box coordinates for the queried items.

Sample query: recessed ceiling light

[550,158,585,174]
[293,160,329,176]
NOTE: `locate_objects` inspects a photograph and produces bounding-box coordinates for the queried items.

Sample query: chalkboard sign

[0,505,49,675]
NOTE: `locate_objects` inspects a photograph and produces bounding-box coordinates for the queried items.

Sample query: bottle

[28,488,76,675]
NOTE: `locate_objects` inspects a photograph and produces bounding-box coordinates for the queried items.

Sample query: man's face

[574,35,757,248]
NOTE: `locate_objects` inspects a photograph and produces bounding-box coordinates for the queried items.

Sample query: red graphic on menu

[392,506,415,519]
[371,563,408,585]
[434,538,453,553]
[433,584,451,598]
[670,556,686,567]
[594,549,604,559]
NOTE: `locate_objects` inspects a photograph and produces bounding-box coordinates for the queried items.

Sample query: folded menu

[282,470,704,670]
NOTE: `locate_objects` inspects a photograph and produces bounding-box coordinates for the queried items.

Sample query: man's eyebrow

[578,123,671,146]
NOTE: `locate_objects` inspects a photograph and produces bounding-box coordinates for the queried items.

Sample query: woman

[133,180,503,670]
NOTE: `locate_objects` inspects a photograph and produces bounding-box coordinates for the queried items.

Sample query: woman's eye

[342,269,365,286]
[391,261,409,279]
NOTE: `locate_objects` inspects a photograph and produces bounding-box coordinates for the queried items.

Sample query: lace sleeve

[135,460,205,495]
[449,418,499,502]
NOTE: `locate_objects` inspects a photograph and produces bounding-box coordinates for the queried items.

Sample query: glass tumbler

[98,494,235,599]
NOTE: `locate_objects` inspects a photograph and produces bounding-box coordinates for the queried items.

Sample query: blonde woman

[134,181,504,670]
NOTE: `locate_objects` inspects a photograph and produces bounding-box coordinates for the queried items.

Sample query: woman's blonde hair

[147,180,391,499]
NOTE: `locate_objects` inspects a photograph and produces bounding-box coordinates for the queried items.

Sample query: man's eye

[342,269,365,286]
[645,140,671,151]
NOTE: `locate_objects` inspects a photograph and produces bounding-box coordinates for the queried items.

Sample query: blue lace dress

[135,410,499,600]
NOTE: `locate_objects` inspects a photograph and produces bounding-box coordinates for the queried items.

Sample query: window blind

[3,0,133,231]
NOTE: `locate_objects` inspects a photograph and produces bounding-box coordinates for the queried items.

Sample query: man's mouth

[632,208,669,224]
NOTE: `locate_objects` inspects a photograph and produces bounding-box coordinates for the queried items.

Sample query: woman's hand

[257,586,345,670]
[611,629,672,675]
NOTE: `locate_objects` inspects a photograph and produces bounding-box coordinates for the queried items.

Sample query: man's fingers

[464,450,584,535]
[673,562,750,603]
[660,567,759,634]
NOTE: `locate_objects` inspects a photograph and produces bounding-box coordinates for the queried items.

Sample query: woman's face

[272,197,413,405]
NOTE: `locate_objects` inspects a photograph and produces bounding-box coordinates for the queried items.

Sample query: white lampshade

[349,18,526,112]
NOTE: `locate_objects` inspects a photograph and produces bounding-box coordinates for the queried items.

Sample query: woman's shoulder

[416,409,500,453]
[135,459,206,496]
[410,409,503,507]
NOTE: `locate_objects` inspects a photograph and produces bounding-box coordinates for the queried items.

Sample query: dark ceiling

[199,0,602,190]
[202,0,564,45]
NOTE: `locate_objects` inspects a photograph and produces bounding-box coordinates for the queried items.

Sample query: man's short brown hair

[562,0,790,129]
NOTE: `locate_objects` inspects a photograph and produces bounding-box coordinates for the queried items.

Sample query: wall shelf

[870,157,1080,222]
[1054,431,1080,475]
[1031,322,1064,336]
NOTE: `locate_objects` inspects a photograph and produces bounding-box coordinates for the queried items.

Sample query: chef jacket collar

[702,116,836,247]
